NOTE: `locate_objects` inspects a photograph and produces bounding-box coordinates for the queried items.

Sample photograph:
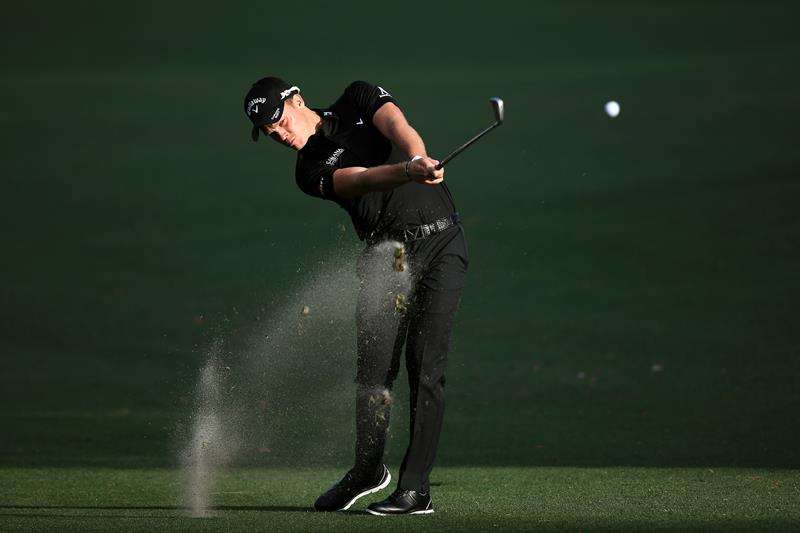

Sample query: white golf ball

[605,100,621,118]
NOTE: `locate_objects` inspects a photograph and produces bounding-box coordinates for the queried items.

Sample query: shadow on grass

[0,504,313,517]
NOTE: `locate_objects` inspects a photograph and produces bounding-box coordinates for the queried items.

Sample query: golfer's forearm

[333,163,410,198]
[387,122,427,158]
[373,104,427,158]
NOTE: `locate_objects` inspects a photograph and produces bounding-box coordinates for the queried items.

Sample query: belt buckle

[403,217,451,243]
[403,227,419,242]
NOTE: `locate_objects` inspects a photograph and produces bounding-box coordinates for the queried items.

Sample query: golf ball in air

[604,100,621,118]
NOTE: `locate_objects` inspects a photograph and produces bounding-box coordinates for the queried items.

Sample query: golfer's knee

[356,384,394,407]
[418,371,445,393]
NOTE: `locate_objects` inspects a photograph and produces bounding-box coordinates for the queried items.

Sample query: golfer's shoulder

[330,80,371,107]
[344,80,375,95]
[344,80,377,95]
[295,143,323,175]
[294,149,323,193]
[333,80,396,114]
[294,148,341,202]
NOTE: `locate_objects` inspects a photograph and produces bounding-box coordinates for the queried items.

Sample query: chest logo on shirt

[325,148,345,166]
[356,118,364,126]
[378,86,391,98]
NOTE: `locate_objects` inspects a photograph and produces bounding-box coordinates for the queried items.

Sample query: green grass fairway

[2,467,798,532]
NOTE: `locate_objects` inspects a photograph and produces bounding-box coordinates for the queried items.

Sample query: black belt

[403,212,461,243]
[367,213,461,245]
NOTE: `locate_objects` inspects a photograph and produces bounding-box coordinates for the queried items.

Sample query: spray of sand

[180,343,240,517]
[180,240,413,516]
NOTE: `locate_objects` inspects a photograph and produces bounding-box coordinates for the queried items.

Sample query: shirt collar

[312,108,338,137]
[299,109,338,153]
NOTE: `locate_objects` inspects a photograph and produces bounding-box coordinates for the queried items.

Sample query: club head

[490,97,504,124]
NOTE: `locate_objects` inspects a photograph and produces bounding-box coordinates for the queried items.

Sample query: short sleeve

[295,152,339,201]
[344,81,398,122]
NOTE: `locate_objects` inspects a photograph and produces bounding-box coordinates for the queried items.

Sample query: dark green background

[2,0,799,470]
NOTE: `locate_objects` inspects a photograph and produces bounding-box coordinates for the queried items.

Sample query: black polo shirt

[295,81,457,242]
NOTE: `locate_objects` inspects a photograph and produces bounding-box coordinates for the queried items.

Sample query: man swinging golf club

[243,77,470,515]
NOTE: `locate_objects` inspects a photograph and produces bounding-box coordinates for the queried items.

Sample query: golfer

[243,77,468,515]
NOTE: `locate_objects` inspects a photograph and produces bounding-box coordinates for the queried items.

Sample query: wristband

[405,155,424,178]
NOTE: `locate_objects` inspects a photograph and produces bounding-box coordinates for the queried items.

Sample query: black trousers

[353,225,468,492]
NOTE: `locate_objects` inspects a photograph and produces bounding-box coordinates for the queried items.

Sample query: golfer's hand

[408,156,444,185]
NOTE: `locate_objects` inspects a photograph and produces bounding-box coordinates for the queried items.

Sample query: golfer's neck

[308,109,323,132]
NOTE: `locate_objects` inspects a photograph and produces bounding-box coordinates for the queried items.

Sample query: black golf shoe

[366,488,434,515]
[313,464,391,512]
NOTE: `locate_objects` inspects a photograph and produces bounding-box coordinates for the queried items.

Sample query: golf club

[435,97,504,170]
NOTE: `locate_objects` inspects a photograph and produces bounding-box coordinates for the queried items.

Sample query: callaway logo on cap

[243,76,300,142]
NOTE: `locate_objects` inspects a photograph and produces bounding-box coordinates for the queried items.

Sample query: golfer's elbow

[333,167,370,199]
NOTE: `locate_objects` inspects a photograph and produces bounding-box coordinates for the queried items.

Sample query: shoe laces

[391,489,426,503]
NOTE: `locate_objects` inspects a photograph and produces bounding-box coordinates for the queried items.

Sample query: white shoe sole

[366,506,434,516]
[339,467,392,511]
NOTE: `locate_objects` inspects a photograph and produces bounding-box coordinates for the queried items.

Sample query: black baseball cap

[243,76,300,142]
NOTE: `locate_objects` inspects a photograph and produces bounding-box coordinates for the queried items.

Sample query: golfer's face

[263,102,302,150]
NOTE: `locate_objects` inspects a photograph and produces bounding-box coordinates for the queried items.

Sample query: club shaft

[435,122,500,170]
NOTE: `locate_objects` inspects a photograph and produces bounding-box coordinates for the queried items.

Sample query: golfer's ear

[288,94,305,108]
